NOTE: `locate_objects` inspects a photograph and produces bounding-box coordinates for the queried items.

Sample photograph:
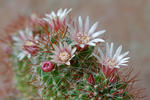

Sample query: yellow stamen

[59,51,70,62]
[25,41,34,46]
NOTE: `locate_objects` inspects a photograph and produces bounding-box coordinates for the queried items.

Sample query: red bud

[42,61,54,72]
[88,74,95,85]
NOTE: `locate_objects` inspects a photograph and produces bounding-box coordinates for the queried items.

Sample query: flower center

[54,16,58,19]
[102,57,117,68]
[77,33,90,44]
[24,41,38,55]
[59,51,70,62]
[25,41,35,46]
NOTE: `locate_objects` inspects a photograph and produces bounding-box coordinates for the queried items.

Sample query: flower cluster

[9,8,143,100]
[13,8,109,68]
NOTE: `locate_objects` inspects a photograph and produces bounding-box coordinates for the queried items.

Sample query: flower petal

[110,42,114,58]
[87,42,96,46]
[90,38,105,43]
[71,47,76,55]
[66,61,70,65]
[78,16,83,32]
[85,16,89,33]
[93,53,101,62]
[98,47,104,58]
[57,8,62,16]
[92,30,106,38]
[80,44,85,48]
[106,42,110,57]
[18,53,26,60]
[118,51,129,61]
[113,45,122,59]
[88,22,98,34]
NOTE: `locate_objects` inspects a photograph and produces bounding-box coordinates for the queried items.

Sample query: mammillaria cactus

[1,8,146,100]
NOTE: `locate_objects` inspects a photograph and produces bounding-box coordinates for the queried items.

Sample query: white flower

[50,42,76,65]
[12,28,39,60]
[93,42,130,68]
[43,8,72,32]
[69,16,105,48]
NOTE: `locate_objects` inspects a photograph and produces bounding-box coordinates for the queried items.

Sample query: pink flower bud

[42,61,54,72]
[88,74,95,85]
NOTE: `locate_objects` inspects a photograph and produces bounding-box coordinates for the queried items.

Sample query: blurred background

[0,0,150,99]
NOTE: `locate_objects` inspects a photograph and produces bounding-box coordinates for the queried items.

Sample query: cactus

[1,8,146,100]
